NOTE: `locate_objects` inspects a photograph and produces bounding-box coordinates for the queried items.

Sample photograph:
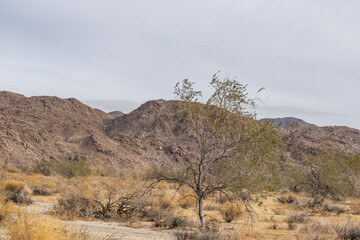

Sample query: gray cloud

[0,0,359,129]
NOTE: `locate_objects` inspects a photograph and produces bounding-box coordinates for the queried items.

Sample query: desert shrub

[56,193,97,219]
[3,180,25,193]
[298,222,331,235]
[154,213,189,229]
[173,230,220,240]
[3,180,32,204]
[333,221,360,240]
[220,202,242,223]
[32,160,54,176]
[6,210,95,240]
[286,213,307,230]
[322,204,345,215]
[33,181,57,196]
[55,158,91,178]
[277,193,298,204]
[179,196,197,209]
[293,151,360,201]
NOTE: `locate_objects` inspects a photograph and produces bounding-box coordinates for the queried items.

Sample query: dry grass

[1,165,360,240]
[0,195,15,225]
[179,196,197,209]
[6,210,98,240]
[350,199,360,215]
[3,180,26,193]
[277,193,298,204]
[220,202,242,223]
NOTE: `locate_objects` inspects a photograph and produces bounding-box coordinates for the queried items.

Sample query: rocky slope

[108,111,125,117]
[0,91,119,167]
[1,91,359,168]
[261,117,316,128]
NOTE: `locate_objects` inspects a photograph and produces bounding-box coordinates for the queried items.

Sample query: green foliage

[217,120,282,194]
[55,158,91,178]
[293,150,360,199]
[32,159,54,176]
[156,73,281,228]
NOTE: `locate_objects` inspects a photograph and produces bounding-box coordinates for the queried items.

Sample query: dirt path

[67,220,174,240]
[24,200,174,240]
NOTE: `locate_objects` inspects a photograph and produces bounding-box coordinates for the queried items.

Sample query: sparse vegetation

[277,193,298,204]
[333,220,360,240]
[3,180,32,204]
[286,213,307,230]
[220,202,242,223]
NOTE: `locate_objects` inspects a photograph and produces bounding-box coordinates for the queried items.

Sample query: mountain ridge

[1,91,359,168]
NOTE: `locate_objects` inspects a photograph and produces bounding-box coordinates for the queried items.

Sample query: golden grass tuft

[3,180,26,193]
[6,210,97,240]
[0,195,15,225]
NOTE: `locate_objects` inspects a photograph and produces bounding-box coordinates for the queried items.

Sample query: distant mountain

[261,117,316,128]
[0,91,359,169]
[108,111,125,117]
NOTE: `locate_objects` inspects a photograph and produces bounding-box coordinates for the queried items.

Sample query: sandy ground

[67,220,174,240]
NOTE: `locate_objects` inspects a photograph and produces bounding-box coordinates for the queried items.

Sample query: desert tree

[152,73,280,228]
[292,149,360,206]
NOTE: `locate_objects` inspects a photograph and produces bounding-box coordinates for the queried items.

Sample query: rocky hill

[261,117,316,128]
[1,91,359,168]
[0,91,119,166]
[108,111,125,117]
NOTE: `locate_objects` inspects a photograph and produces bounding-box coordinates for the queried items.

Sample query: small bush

[56,193,97,219]
[277,193,298,204]
[299,222,331,235]
[220,202,242,223]
[32,160,53,176]
[333,221,360,240]
[33,181,57,196]
[173,230,220,240]
[55,159,91,178]
[3,180,25,193]
[286,213,307,230]
[3,180,32,204]
[322,204,345,215]
[154,213,189,229]
[173,229,238,240]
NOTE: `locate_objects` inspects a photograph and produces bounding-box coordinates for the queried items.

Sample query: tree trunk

[198,196,205,228]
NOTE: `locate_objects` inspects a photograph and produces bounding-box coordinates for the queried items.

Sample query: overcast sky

[1,0,359,129]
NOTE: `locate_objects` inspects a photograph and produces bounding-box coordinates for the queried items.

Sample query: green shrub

[32,160,54,176]
[55,158,91,178]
